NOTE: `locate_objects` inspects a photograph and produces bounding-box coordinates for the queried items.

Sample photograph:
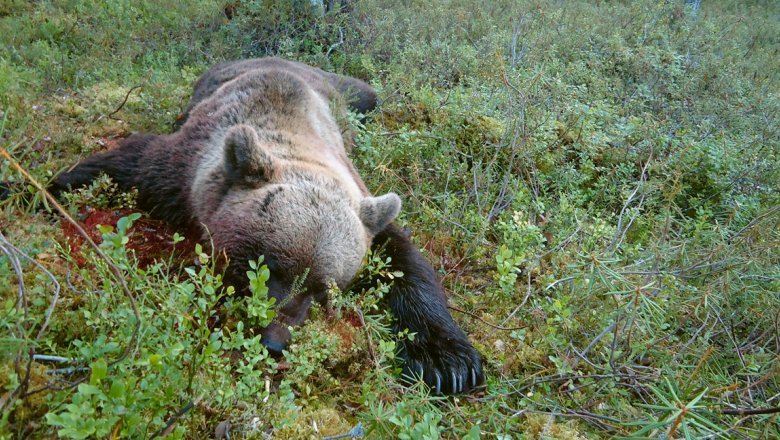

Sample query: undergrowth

[1,0,778,438]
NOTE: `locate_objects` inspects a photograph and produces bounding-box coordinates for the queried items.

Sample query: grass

[1,0,779,438]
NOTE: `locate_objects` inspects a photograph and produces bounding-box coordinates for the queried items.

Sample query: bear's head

[202,125,401,354]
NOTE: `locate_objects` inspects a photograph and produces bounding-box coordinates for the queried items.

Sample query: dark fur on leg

[50,133,156,197]
[373,224,484,394]
[1,134,155,204]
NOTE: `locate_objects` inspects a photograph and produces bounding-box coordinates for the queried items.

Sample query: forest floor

[1,1,778,438]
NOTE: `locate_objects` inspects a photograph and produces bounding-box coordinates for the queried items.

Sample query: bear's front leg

[373,224,484,394]
[50,133,156,196]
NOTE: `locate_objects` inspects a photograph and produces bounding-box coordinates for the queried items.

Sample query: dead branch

[722,406,780,416]
[0,147,141,387]
[108,85,142,120]
[448,305,527,331]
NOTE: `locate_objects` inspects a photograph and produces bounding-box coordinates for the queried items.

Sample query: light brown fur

[186,64,398,293]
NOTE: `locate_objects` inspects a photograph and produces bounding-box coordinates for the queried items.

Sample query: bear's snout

[260,322,291,356]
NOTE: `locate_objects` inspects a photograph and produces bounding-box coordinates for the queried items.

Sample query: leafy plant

[244,257,276,328]
[623,377,724,439]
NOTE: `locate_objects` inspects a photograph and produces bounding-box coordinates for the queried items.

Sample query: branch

[108,85,142,120]
[0,147,141,383]
[448,305,527,331]
[722,406,780,416]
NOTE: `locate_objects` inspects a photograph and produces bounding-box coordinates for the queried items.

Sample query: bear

[49,58,484,394]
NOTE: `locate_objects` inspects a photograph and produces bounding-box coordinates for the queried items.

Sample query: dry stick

[107,85,142,120]
[499,224,584,328]
[534,408,621,425]
[0,233,61,339]
[0,232,27,330]
[545,275,575,291]
[722,406,780,416]
[0,231,32,412]
[322,423,365,440]
[497,282,531,329]
[32,355,74,363]
[713,307,758,405]
[672,312,712,362]
[0,147,141,374]
[506,372,652,396]
[727,204,780,244]
[609,150,652,252]
[775,310,780,355]
[569,344,603,371]
[447,305,526,331]
[579,320,618,362]
[608,313,621,373]
[149,396,201,439]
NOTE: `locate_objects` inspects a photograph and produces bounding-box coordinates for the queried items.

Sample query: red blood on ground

[343,310,363,328]
[60,208,198,267]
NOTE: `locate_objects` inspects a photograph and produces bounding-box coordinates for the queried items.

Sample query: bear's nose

[260,322,291,356]
[262,338,286,356]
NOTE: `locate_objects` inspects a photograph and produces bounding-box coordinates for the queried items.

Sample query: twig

[325,27,344,58]
[0,231,27,334]
[727,205,780,244]
[322,422,364,439]
[571,320,618,370]
[46,367,91,375]
[539,223,583,260]
[0,231,36,411]
[721,406,780,416]
[609,150,652,252]
[33,355,74,363]
[545,276,576,291]
[0,147,141,379]
[533,409,621,424]
[0,233,61,339]
[712,308,746,369]
[505,371,654,396]
[498,270,533,328]
[569,343,602,371]
[608,313,621,372]
[108,85,142,120]
[672,312,712,362]
[65,270,89,296]
[149,396,201,438]
[448,305,527,331]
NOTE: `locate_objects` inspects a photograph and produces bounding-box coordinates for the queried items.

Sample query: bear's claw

[400,338,484,395]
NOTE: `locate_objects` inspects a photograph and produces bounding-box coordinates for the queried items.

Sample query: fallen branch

[323,422,364,440]
[722,406,780,416]
[448,305,527,331]
[149,396,200,438]
[32,355,74,363]
[107,85,142,120]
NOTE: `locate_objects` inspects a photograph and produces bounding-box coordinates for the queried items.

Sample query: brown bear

[50,58,483,394]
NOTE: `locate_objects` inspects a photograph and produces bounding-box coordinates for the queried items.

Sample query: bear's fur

[51,58,483,394]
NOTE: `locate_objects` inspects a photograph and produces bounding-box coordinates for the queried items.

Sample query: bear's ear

[359,193,401,235]
[224,124,277,186]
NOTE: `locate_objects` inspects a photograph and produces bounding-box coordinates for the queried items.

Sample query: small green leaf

[90,358,108,384]
[109,380,125,399]
[77,383,102,396]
